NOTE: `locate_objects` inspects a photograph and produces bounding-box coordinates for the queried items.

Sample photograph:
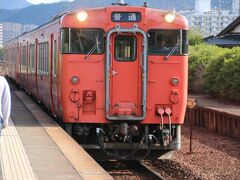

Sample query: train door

[106,28,147,121]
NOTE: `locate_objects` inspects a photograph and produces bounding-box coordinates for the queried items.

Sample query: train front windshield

[61,28,104,54]
[148,30,188,55]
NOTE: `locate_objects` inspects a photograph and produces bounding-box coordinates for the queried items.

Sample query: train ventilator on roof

[164,12,176,23]
[76,11,88,22]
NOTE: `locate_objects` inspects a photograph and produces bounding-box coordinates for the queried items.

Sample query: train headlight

[164,12,175,23]
[71,76,80,85]
[76,11,88,22]
[171,77,179,86]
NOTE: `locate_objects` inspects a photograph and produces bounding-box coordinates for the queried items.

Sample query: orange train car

[4,1,188,160]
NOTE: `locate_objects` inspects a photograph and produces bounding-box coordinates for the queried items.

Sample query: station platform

[0,89,112,180]
[189,94,240,116]
[187,94,240,140]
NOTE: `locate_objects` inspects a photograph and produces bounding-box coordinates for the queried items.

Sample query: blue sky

[27,0,73,5]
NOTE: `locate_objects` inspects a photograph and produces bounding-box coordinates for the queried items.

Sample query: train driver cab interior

[148,30,188,55]
[61,28,104,54]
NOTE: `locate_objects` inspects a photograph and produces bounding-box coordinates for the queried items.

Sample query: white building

[2,22,22,45]
[195,0,211,13]
[184,10,238,37]
[181,0,239,37]
[2,22,38,46]
[232,0,240,15]
[0,24,2,48]
[22,24,38,34]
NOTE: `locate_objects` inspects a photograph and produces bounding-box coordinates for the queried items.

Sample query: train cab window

[61,28,69,53]
[61,28,104,54]
[148,30,188,55]
[182,30,188,54]
[114,35,136,61]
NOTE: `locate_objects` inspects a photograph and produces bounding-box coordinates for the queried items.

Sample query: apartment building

[0,24,3,48]
[1,22,38,46]
[181,0,239,37]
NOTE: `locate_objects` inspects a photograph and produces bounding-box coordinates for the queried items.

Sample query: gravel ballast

[144,126,240,179]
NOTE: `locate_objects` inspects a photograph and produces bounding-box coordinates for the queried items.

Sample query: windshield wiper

[84,41,100,59]
[164,40,181,60]
[84,35,100,59]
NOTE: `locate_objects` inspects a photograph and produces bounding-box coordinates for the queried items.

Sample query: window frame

[21,46,27,66]
[114,35,137,62]
[147,29,188,56]
[60,28,105,54]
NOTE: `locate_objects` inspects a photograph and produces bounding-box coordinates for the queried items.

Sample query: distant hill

[0,0,31,10]
[1,0,195,26]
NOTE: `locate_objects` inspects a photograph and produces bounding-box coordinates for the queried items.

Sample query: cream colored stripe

[0,118,37,180]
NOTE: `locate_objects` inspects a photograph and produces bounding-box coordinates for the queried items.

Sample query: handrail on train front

[105,24,148,121]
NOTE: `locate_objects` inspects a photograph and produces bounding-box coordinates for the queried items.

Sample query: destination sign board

[112,12,141,22]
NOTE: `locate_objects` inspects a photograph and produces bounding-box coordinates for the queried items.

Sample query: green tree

[189,28,203,45]
[0,48,3,61]
[204,47,240,101]
[188,44,228,92]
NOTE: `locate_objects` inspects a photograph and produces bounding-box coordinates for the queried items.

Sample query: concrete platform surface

[0,90,112,180]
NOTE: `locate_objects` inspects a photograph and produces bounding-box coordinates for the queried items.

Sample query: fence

[185,106,240,140]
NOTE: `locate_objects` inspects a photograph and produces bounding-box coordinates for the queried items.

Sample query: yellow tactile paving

[0,119,37,180]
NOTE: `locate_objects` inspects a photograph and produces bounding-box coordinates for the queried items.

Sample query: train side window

[114,35,136,62]
[40,44,42,73]
[53,40,57,76]
[39,44,41,72]
[42,43,45,73]
[42,43,44,73]
[28,45,31,72]
[12,48,15,63]
[38,45,40,72]
[31,45,35,71]
[22,46,26,66]
[39,43,43,73]
[148,30,182,55]
[46,42,49,73]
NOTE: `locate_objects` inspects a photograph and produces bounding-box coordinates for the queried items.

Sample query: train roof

[5,5,188,45]
[60,6,188,29]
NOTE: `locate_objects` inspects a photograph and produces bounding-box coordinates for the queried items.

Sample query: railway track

[98,160,165,179]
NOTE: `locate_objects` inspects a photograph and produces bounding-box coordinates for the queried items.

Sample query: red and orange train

[4,2,188,160]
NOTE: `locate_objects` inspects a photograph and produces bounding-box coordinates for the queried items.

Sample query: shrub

[204,47,240,101]
[189,28,203,45]
[188,44,228,92]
